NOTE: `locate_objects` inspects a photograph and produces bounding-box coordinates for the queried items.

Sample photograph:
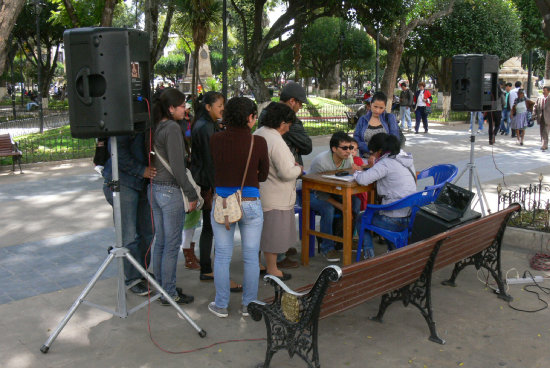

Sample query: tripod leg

[124,253,206,337]
[40,252,116,353]
[472,166,491,215]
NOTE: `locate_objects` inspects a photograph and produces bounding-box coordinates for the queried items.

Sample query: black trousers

[199,186,214,274]
[487,110,501,143]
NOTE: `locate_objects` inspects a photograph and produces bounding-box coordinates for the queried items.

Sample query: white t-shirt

[417,90,426,107]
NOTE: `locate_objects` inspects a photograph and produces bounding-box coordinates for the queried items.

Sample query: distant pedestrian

[509,81,521,138]
[499,83,512,135]
[511,89,534,146]
[534,86,550,151]
[398,82,414,131]
[413,82,432,134]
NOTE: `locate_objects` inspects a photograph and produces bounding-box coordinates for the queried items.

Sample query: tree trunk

[545,50,550,80]
[100,0,118,27]
[0,0,25,76]
[380,38,405,112]
[243,67,270,105]
[192,46,199,95]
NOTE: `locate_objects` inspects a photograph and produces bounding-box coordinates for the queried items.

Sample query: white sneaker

[208,302,228,318]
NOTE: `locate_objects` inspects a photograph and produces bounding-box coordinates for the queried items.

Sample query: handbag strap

[154,145,175,177]
[240,136,254,192]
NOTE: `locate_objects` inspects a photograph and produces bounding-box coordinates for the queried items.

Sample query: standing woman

[190,91,225,281]
[510,89,534,146]
[413,82,432,134]
[353,91,401,158]
[149,88,198,305]
[207,97,269,318]
[254,103,303,280]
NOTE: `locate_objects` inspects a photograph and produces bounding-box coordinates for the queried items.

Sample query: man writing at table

[309,131,361,262]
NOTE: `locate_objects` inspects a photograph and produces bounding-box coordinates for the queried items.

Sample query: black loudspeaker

[64,27,151,138]
[410,209,481,244]
[451,54,499,112]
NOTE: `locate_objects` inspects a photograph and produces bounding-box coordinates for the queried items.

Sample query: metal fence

[0,113,70,137]
[298,104,362,135]
[497,177,550,232]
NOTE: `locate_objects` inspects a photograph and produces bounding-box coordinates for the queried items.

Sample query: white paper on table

[321,174,356,182]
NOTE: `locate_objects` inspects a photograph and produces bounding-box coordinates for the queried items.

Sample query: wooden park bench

[248,204,520,368]
[0,134,23,173]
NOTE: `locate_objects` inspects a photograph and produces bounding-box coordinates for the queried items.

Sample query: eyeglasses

[338,145,354,150]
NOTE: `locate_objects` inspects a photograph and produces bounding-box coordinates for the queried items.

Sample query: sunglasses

[338,145,355,150]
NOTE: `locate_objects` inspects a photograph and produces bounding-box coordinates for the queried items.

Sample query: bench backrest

[0,134,17,154]
[317,204,520,319]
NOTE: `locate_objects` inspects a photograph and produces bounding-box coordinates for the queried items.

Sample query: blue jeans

[361,213,409,256]
[500,109,511,134]
[148,184,185,297]
[103,183,153,285]
[469,111,484,131]
[211,199,263,309]
[309,193,360,254]
[399,106,412,129]
[415,107,429,132]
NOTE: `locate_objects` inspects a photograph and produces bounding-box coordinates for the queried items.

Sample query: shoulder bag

[213,136,254,230]
[154,146,204,213]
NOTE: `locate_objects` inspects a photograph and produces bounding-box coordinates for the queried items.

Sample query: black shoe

[129,281,150,296]
[266,272,292,281]
[160,290,194,305]
[200,273,214,281]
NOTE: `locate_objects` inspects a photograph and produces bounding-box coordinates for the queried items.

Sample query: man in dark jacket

[102,134,156,295]
[259,82,312,166]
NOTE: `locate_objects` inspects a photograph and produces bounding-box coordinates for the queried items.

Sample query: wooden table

[301,171,373,266]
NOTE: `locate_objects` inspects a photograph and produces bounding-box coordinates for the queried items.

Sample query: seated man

[309,131,361,262]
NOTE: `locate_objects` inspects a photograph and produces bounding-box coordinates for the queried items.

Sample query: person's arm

[116,135,147,178]
[282,119,312,156]
[353,160,388,186]
[166,124,199,202]
[256,137,270,182]
[353,115,369,155]
[271,139,302,181]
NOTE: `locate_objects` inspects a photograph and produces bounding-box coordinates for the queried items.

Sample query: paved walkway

[1,122,550,367]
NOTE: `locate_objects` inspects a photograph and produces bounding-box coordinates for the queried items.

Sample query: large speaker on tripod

[64,27,151,138]
[451,54,499,112]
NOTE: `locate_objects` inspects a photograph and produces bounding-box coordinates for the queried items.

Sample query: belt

[152,181,179,188]
[242,197,259,201]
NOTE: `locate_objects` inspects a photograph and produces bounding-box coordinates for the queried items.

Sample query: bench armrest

[262,274,308,298]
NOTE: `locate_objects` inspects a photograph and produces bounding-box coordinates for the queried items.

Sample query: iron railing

[497,175,550,232]
[0,113,70,137]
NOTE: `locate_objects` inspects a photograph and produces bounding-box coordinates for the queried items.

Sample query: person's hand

[351,163,362,172]
[187,200,198,212]
[367,156,376,168]
[143,166,157,178]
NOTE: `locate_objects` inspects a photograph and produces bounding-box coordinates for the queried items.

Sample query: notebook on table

[421,183,475,222]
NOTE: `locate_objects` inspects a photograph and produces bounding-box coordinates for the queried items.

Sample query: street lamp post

[375,23,380,92]
[35,0,44,133]
[222,0,228,97]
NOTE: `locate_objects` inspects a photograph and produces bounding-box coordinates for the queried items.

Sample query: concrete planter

[503,226,550,252]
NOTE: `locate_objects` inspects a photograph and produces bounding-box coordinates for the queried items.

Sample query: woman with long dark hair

[149,88,198,305]
[190,91,229,282]
[207,97,269,317]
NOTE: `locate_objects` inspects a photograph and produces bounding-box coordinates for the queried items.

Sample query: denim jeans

[309,193,360,254]
[469,111,484,131]
[500,109,511,134]
[103,183,153,285]
[399,106,412,129]
[415,107,429,132]
[360,213,409,256]
[211,199,263,309]
[148,184,185,297]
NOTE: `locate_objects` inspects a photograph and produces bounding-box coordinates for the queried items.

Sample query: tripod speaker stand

[40,136,206,354]
[453,113,491,216]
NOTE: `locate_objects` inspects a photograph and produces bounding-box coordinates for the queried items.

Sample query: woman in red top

[413,82,432,134]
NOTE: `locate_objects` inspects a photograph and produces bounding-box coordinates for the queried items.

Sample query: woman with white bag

[149,88,198,305]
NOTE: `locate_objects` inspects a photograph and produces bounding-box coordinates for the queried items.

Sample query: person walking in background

[534,86,550,151]
[149,88,198,305]
[510,89,534,146]
[254,102,303,280]
[413,82,432,134]
[486,83,505,145]
[509,81,521,138]
[398,82,414,132]
[469,111,484,134]
[208,97,269,318]
[499,83,512,135]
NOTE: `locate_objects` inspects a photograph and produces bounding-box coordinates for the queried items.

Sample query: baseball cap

[280,82,307,104]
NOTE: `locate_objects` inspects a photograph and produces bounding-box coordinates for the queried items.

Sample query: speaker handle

[75,67,92,105]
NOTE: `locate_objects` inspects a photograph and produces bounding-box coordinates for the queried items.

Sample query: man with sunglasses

[308,131,361,262]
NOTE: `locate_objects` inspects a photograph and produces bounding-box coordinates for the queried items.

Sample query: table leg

[301,184,311,266]
[342,188,353,266]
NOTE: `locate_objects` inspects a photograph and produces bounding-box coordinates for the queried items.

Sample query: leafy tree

[230,0,339,104]
[12,0,65,97]
[0,0,25,75]
[301,17,374,94]
[261,46,294,88]
[350,0,455,111]
[52,0,118,27]
[154,54,186,83]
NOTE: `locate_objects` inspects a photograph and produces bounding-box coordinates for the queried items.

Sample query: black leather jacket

[191,115,219,188]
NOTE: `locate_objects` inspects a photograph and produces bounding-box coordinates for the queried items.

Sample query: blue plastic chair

[356,189,435,261]
[416,164,458,196]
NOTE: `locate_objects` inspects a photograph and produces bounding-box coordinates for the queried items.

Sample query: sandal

[230,280,243,293]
